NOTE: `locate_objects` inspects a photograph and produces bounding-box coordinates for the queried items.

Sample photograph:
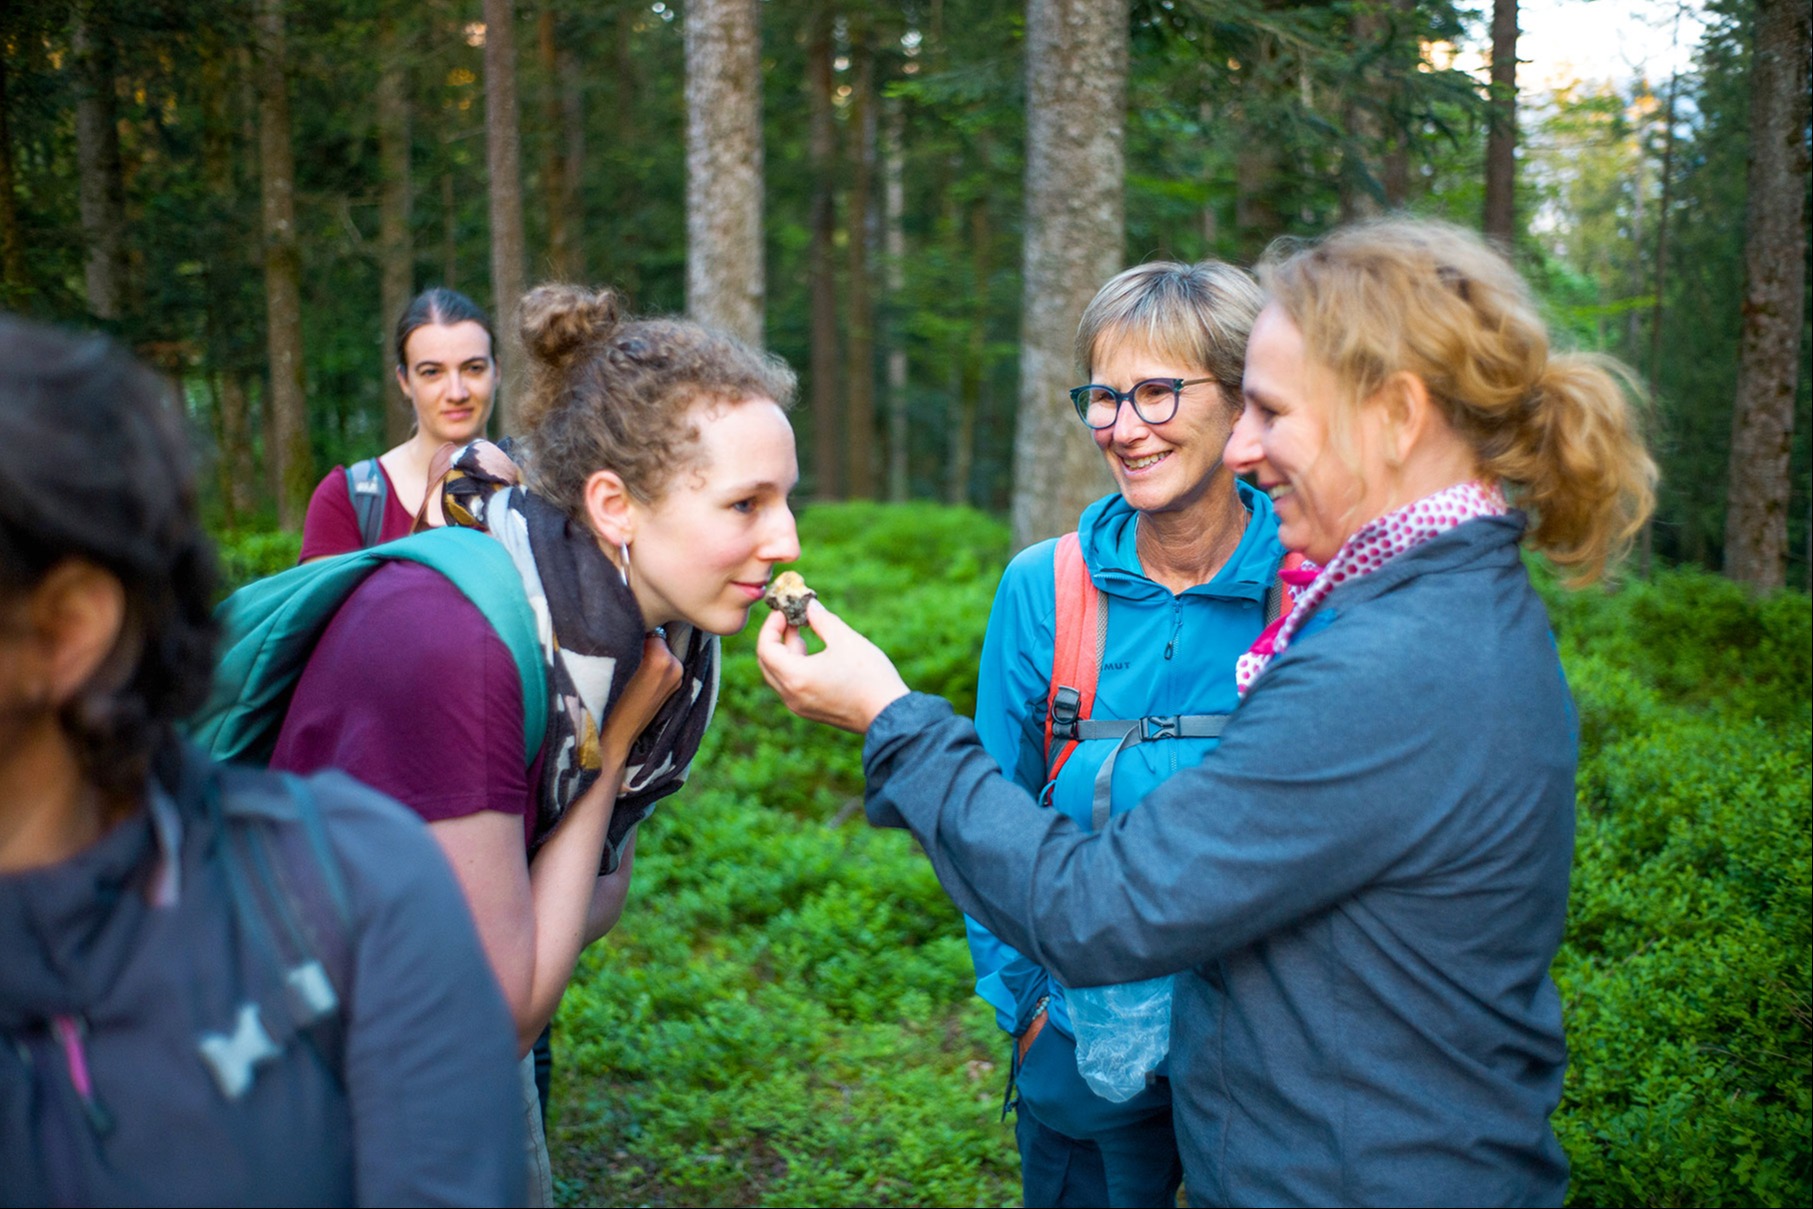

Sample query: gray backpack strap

[201,767,352,1100]
[1082,713,1230,832]
[345,458,387,549]
[1264,573,1287,624]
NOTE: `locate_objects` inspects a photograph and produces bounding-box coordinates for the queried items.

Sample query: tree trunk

[255,0,311,529]
[73,2,127,322]
[559,42,585,281]
[485,0,529,433]
[441,167,458,289]
[377,12,415,444]
[1723,0,1810,592]
[602,1,638,292]
[948,199,988,507]
[844,30,877,499]
[1012,0,1126,549]
[537,3,574,280]
[1340,3,1385,222]
[215,372,256,523]
[1640,69,1676,579]
[1648,71,1680,391]
[199,44,257,519]
[1380,0,1416,207]
[1482,0,1518,245]
[883,94,909,503]
[684,0,764,346]
[1233,45,1280,260]
[806,5,842,498]
[0,51,29,306]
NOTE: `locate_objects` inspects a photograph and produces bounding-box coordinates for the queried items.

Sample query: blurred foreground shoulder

[303,767,527,1207]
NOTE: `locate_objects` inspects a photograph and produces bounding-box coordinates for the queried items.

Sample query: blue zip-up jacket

[866,515,1574,1206]
[966,485,1286,1039]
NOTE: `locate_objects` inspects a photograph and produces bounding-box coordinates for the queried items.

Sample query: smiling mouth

[1264,482,1294,501]
[1121,450,1171,472]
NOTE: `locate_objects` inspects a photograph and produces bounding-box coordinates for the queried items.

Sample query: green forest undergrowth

[217,505,1812,1207]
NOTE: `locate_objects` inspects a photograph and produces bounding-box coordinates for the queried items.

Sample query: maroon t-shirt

[299,463,417,561]
[270,561,538,851]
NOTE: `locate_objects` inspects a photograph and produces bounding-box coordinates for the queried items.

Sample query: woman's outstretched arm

[757,595,1565,990]
[432,635,680,1054]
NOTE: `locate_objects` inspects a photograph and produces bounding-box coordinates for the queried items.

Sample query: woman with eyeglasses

[757,218,1655,1204]
[956,261,1287,1208]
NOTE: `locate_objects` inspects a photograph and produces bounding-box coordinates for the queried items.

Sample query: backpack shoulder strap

[198,763,353,1100]
[345,458,387,549]
[1264,550,1309,623]
[189,527,547,769]
[1042,537,1295,833]
[1042,533,1105,797]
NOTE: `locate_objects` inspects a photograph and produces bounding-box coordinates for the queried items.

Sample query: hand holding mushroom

[755,581,909,734]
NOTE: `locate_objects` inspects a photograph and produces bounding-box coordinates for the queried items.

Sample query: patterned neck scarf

[1235,480,1508,698]
[440,440,720,871]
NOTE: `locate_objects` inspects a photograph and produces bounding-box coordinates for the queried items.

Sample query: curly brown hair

[516,285,798,518]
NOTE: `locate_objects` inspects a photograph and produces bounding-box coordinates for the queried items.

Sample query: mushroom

[763,570,816,628]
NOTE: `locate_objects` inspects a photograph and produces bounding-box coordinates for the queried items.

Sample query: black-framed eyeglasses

[1069,377,1214,429]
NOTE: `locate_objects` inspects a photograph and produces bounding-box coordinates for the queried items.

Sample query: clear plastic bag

[1063,974,1174,1103]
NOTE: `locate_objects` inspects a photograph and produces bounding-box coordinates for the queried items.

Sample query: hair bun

[519,284,621,369]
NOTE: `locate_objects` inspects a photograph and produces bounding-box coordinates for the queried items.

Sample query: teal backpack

[189,526,548,768]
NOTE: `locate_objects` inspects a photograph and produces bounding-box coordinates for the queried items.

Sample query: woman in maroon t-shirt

[273,284,802,1197]
[299,288,500,560]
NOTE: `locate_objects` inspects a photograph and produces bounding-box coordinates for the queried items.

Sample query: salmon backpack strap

[1265,550,1310,623]
[1042,533,1106,799]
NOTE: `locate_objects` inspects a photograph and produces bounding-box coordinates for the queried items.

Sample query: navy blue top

[0,747,524,1206]
[865,515,1575,1206]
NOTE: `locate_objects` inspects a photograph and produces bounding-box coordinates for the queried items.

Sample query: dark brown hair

[0,314,219,795]
[394,287,495,370]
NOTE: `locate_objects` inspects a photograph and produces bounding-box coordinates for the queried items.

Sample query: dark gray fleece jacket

[864,515,1574,1207]
[1,746,524,1207]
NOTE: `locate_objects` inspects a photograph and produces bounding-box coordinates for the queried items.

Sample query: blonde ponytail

[1489,353,1656,582]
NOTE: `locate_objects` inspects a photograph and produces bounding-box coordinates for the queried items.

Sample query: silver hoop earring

[618,540,631,587]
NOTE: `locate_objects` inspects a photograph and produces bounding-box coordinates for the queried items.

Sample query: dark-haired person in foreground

[300,287,500,560]
[758,219,1656,1206]
[0,314,524,1204]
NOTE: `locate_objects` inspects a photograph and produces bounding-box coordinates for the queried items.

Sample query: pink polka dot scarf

[1235,480,1509,697]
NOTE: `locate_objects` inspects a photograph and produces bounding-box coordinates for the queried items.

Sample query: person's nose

[1224,401,1263,475]
[448,371,470,402]
[760,504,801,565]
[1108,395,1151,446]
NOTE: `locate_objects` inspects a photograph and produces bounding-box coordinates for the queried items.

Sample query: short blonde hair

[1259,219,1656,583]
[1076,260,1264,406]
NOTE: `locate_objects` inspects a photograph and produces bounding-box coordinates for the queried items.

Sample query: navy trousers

[1012,1025,1184,1208]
